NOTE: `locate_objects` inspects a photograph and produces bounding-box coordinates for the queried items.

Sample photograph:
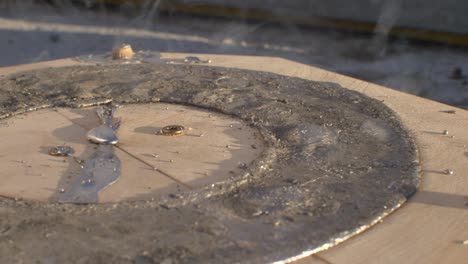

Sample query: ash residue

[0,63,419,263]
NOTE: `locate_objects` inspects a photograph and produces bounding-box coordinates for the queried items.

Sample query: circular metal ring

[160,125,185,136]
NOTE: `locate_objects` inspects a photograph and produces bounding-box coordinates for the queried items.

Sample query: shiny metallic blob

[86,106,120,144]
[62,105,122,203]
[58,145,120,204]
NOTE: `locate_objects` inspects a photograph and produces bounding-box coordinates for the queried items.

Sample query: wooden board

[0,104,262,202]
[1,53,467,263]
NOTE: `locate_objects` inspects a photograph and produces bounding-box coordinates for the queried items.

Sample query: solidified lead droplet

[87,125,118,144]
[49,146,75,156]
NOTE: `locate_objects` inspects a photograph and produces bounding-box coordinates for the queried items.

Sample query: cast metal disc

[0,63,420,263]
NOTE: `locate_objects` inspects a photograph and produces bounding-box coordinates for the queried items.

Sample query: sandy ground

[1,1,468,108]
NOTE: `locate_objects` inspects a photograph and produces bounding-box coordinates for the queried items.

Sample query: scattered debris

[48,146,75,157]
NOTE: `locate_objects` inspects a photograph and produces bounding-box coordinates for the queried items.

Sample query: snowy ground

[1,1,468,108]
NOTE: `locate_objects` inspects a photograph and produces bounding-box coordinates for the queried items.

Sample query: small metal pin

[445,169,454,175]
[443,130,449,135]
[170,159,174,163]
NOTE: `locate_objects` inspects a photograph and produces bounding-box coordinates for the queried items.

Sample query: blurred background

[1,0,468,109]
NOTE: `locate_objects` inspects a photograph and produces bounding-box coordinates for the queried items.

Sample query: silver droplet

[59,188,65,193]
[238,162,248,169]
[87,126,118,144]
